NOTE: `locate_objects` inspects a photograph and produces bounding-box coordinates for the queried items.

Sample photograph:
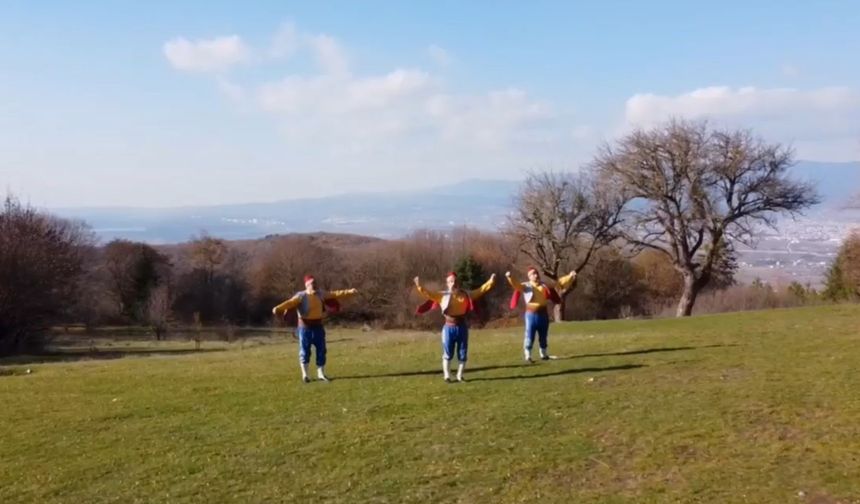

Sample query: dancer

[414,271,496,382]
[272,275,358,383]
[505,267,576,362]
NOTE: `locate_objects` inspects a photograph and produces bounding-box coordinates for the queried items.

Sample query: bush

[823,231,860,301]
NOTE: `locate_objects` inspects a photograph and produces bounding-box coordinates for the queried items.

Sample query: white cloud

[427,44,451,66]
[163,35,249,73]
[251,24,561,154]
[425,88,556,149]
[269,22,299,59]
[624,86,860,161]
[257,69,561,156]
[163,22,596,192]
[306,34,350,76]
[626,86,860,126]
[258,69,432,116]
[217,78,245,102]
[165,24,565,157]
[347,69,432,109]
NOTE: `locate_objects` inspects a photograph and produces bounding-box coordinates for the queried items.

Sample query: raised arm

[505,271,523,292]
[272,294,302,317]
[413,276,443,303]
[556,270,578,291]
[469,273,497,300]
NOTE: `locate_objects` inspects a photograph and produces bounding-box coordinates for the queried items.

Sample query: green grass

[2,305,860,503]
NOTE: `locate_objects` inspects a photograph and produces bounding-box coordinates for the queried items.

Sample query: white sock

[442,358,451,379]
[457,362,465,380]
[300,362,309,379]
[524,349,532,361]
[317,366,327,378]
[540,348,548,358]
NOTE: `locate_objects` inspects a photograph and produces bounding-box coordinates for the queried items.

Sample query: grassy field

[2,305,860,503]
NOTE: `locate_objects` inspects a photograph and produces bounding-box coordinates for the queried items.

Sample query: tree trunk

[0,332,29,357]
[554,285,575,322]
[675,272,699,317]
[553,298,565,322]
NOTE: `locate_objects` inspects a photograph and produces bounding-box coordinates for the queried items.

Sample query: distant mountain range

[55,179,522,243]
[784,161,860,210]
[53,161,859,244]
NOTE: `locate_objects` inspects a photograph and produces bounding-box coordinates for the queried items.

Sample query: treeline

[5,190,856,356]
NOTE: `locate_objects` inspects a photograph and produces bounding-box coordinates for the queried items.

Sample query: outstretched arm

[413,276,443,303]
[272,294,301,317]
[324,288,358,300]
[556,270,578,291]
[505,271,522,292]
[469,273,497,300]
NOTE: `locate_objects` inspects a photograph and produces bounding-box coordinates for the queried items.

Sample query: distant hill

[54,179,520,244]
[52,161,858,244]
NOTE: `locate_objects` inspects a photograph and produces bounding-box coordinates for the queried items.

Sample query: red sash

[509,284,560,310]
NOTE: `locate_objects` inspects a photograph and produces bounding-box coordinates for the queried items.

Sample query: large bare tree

[505,170,625,321]
[594,119,820,317]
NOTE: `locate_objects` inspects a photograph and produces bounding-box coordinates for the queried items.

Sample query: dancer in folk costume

[414,271,496,382]
[272,275,358,383]
[505,267,576,362]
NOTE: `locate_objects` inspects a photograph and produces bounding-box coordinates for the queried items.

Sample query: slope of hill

[3,305,860,502]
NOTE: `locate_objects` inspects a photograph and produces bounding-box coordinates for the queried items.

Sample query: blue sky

[2,1,859,207]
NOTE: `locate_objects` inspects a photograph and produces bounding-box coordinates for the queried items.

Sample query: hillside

[2,305,860,503]
[157,231,385,258]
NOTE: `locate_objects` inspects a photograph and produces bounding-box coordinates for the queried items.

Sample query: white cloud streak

[163,35,249,73]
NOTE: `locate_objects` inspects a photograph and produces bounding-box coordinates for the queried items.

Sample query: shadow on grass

[467,363,646,382]
[335,363,527,380]
[557,344,737,360]
[0,347,227,366]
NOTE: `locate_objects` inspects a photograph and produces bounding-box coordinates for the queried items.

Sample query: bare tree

[594,119,820,317]
[345,243,411,326]
[0,195,92,354]
[146,284,173,340]
[188,234,229,284]
[247,236,342,323]
[505,170,626,320]
[102,239,171,322]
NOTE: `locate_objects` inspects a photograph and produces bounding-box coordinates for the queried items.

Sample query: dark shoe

[444,377,452,383]
[540,355,550,361]
[457,376,466,383]
[302,376,311,383]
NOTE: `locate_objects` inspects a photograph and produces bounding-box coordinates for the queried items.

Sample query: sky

[2,0,859,208]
